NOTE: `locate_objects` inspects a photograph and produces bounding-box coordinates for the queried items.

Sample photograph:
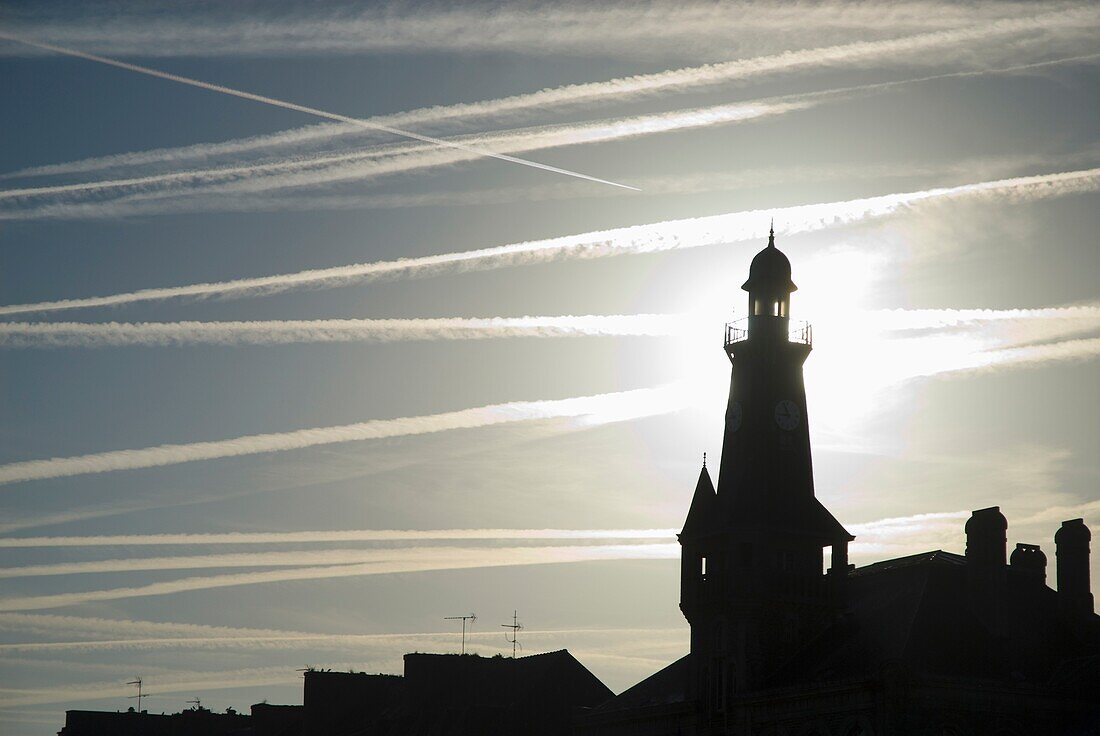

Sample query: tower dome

[741,226,797,293]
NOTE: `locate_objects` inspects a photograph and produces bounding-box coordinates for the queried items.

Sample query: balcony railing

[724,318,812,348]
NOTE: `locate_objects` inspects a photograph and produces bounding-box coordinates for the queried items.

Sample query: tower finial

[768,218,775,248]
[702,452,707,468]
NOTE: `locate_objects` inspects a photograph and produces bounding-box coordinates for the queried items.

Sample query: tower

[679,228,852,712]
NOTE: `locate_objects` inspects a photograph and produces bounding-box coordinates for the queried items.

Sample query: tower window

[701,556,708,580]
[773,300,780,316]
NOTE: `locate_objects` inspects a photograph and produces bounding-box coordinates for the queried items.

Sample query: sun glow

[655,235,1100,443]
[663,243,897,433]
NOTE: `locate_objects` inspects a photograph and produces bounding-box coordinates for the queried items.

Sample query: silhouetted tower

[679,227,852,712]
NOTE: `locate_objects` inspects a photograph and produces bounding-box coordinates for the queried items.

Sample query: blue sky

[2,2,1100,733]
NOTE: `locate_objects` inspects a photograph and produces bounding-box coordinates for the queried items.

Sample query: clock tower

[679,227,853,714]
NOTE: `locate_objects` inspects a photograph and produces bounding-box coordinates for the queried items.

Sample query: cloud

[0,314,682,349]
[0,384,685,486]
[0,543,679,612]
[3,166,1097,317]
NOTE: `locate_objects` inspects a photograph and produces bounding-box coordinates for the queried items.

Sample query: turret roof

[741,225,797,293]
[679,464,719,538]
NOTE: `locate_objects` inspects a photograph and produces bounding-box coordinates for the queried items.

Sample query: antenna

[186,697,201,710]
[126,678,144,712]
[443,613,477,655]
[501,610,522,659]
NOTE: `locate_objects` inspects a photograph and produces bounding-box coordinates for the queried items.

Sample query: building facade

[580,231,1100,736]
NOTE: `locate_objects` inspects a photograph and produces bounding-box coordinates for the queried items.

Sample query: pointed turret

[680,461,718,539]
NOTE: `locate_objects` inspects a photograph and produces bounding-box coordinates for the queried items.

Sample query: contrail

[0,384,684,486]
[0,32,638,191]
[0,541,676,578]
[0,665,315,708]
[0,609,681,646]
[8,7,1095,180]
[4,306,1097,350]
[946,336,1100,375]
[19,145,1095,221]
[2,3,1079,59]
[0,528,676,548]
[863,305,1100,331]
[0,314,681,349]
[0,612,311,640]
[6,53,1095,213]
[0,99,806,205]
[0,543,679,611]
[0,309,1094,486]
[3,167,1097,317]
[0,632,666,654]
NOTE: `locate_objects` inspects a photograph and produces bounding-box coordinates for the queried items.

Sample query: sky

[1,1,1099,732]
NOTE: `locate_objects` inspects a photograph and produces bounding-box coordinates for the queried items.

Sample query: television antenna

[186,697,201,710]
[501,610,522,658]
[444,613,477,655]
[126,678,145,712]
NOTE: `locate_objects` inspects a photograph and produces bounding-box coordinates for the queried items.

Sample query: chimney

[965,507,1008,635]
[1055,518,1093,618]
[1009,543,1046,585]
[965,507,1008,571]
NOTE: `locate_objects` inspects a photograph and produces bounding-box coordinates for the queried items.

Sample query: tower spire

[768,219,775,248]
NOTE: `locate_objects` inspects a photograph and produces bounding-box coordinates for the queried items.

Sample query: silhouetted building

[249,703,301,736]
[580,230,1100,735]
[301,669,402,735]
[58,706,250,736]
[295,650,610,736]
[58,649,608,736]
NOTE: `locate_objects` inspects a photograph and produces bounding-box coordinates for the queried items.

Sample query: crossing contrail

[0,31,638,191]
[0,384,684,486]
[2,167,1097,317]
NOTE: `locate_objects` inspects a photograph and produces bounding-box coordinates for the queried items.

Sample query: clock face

[729,401,743,431]
[774,400,800,431]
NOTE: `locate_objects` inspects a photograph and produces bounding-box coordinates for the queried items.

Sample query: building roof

[770,550,1100,688]
[588,655,692,714]
[592,549,1100,715]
